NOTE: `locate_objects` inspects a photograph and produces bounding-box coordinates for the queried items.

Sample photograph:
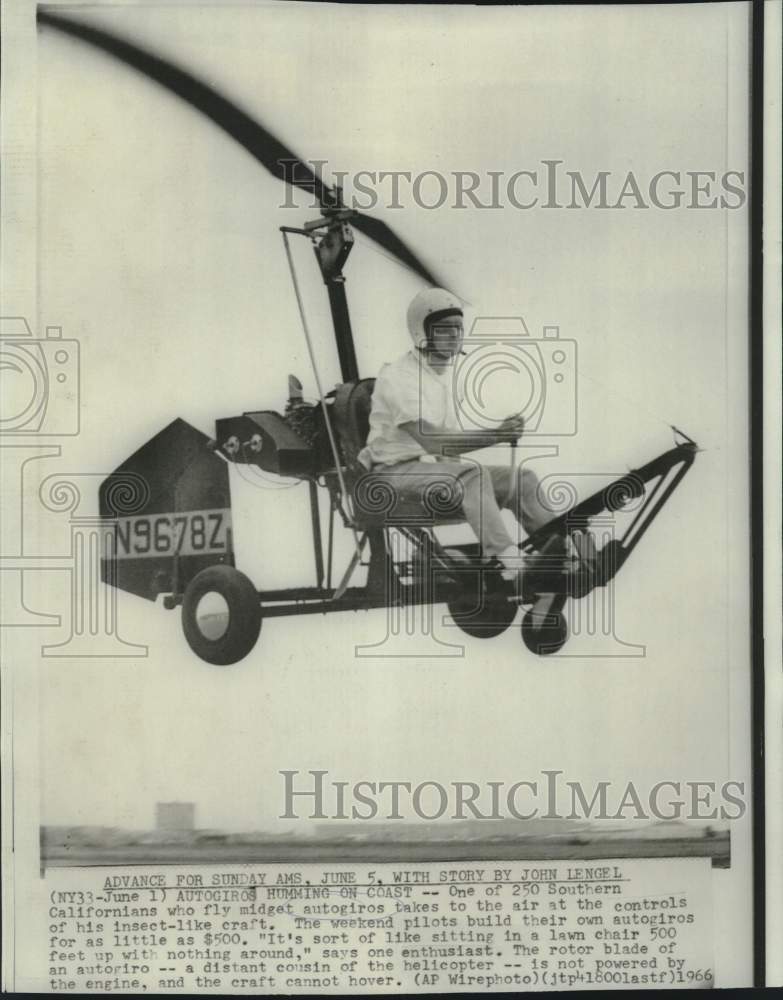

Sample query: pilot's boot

[496,537,566,601]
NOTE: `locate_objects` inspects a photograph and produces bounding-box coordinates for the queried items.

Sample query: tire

[182,565,261,665]
[521,609,568,655]
[448,575,517,639]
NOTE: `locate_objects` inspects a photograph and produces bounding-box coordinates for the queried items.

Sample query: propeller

[37,7,448,289]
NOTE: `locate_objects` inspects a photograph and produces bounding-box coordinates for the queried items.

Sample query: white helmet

[406,288,464,349]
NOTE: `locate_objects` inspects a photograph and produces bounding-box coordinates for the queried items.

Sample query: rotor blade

[37,7,336,207]
[351,212,447,289]
[37,7,454,290]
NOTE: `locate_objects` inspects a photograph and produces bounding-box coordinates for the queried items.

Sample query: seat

[332,379,376,472]
[332,379,468,529]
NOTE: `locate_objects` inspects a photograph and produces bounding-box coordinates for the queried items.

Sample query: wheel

[448,575,517,639]
[521,609,568,655]
[181,565,261,665]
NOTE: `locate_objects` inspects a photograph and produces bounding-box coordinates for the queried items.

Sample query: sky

[25,1,752,833]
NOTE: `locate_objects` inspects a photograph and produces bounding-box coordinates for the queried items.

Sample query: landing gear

[448,573,517,639]
[181,565,262,665]
[520,593,569,655]
[520,608,568,655]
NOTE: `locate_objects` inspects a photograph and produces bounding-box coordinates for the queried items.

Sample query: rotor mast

[303,187,359,383]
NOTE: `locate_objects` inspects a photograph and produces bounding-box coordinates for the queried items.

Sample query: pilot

[357,287,562,586]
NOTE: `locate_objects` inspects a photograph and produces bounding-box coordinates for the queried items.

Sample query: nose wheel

[520,593,568,655]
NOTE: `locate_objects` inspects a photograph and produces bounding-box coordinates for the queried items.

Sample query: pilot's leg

[454,462,516,558]
[454,464,557,583]
[370,460,515,559]
[489,465,597,576]
[487,463,553,538]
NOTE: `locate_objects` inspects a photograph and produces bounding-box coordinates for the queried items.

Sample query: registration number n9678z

[112,509,232,559]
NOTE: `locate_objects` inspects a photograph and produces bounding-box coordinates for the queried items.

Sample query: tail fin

[99,419,233,601]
